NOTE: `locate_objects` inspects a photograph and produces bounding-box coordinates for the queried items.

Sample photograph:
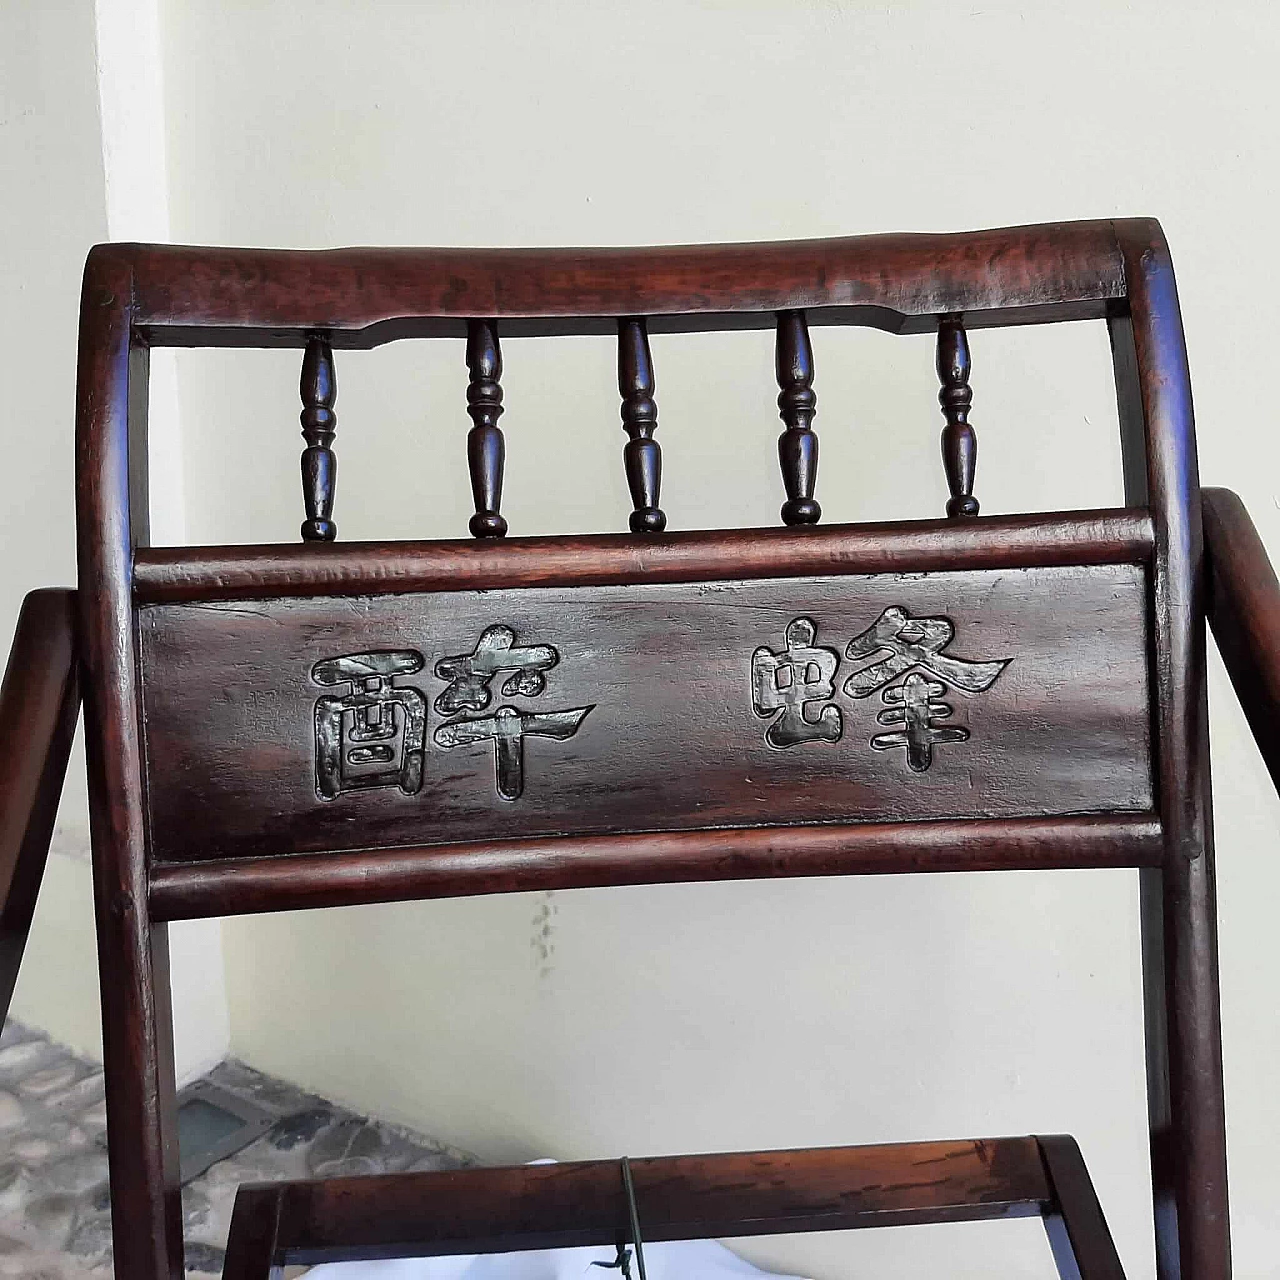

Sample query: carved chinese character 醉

[434,624,558,715]
[751,617,843,748]
[311,651,427,800]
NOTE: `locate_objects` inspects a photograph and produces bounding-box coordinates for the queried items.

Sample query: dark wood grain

[104,220,1129,348]
[1112,217,1229,1280]
[466,319,507,538]
[131,508,1154,603]
[298,335,337,542]
[137,564,1152,865]
[775,311,820,526]
[0,590,80,1025]
[148,814,1161,921]
[76,250,184,1279]
[1039,1135,1126,1280]
[617,318,665,533]
[1203,487,1280,790]
[938,317,978,518]
[222,1138,1052,1275]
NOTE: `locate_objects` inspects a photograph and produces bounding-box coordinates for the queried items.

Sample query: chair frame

[69,219,1226,1279]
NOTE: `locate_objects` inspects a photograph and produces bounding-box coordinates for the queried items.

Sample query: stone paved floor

[0,1021,475,1278]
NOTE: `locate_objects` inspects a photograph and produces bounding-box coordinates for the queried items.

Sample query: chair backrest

[75,220,1227,1280]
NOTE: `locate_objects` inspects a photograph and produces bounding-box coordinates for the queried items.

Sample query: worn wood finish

[466,319,507,538]
[617,318,665,533]
[76,256,184,1279]
[0,590,80,1025]
[1111,218,1228,1280]
[68,219,1231,1280]
[1203,487,1280,790]
[938,317,978,518]
[108,221,1127,347]
[131,508,1154,603]
[222,1138,1053,1274]
[298,336,337,542]
[148,814,1161,922]
[775,310,821,526]
[137,563,1152,865]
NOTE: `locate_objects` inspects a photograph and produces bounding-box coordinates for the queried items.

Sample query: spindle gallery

[3,220,1272,1280]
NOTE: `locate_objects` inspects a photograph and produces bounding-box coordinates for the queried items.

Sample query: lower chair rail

[221,1136,1123,1279]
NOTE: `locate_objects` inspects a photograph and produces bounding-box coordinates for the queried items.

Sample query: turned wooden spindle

[466,319,507,538]
[937,316,979,518]
[775,311,821,526]
[618,318,666,533]
[299,334,337,541]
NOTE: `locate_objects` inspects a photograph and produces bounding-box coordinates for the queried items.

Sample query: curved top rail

[90,218,1134,349]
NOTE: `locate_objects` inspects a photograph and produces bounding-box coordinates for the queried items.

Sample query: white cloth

[309,1238,805,1280]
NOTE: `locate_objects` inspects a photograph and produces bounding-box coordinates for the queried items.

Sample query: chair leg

[1038,1136,1125,1280]
[222,1185,284,1280]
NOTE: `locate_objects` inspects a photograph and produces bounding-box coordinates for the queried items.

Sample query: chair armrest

[0,589,80,1026]
[1203,487,1280,792]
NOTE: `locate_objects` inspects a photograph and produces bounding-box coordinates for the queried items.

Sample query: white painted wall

[4,0,1261,1275]
[1,0,229,1086]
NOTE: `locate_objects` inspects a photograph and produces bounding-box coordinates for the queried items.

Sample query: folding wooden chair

[5,217,1275,1278]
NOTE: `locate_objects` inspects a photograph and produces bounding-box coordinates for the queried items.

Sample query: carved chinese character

[870,673,969,771]
[434,624,558,715]
[843,606,1008,698]
[311,651,427,800]
[751,617,843,748]
[434,704,594,801]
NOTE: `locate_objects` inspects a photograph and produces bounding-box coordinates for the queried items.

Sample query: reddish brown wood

[222,1138,1052,1275]
[69,219,1235,1280]
[136,563,1152,864]
[147,814,1161,921]
[1039,1135,1126,1280]
[938,317,978,518]
[130,508,1154,603]
[110,221,1127,346]
[466,319,507,538]
[775,310,821,526]
[299,335,337,541]
[1111,218,1229,1280]
[618,318,665,533]
[1203,487,1280,790]
[76,251,184,1279]
[0,589,80,1025]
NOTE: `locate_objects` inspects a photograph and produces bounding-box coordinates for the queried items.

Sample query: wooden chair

[4,218,1277,1278]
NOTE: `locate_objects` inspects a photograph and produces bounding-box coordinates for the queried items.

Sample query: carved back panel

[75,221,1229,1280]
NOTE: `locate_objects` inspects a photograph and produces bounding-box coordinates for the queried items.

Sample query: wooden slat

[0,590,80,1025]
[222,1138,1053,1274]
[98,220,1127,347]
[1039,1135,1126,1280]
[147,814,1161,921]
[132,508,1154,604]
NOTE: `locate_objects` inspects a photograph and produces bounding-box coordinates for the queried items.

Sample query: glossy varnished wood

[222,1138,1054,1274]
[775,311,821,526]
[298,336,337,541]
[1203,487,1280,790]
[617,318,665,533]
[938,317,978,518]
[0,590,80,1025]
[137,563,1153,864]
[131,508,1154,603]
[148,814,1161,921]
[102,220,1128,347]
[466,319,507,538]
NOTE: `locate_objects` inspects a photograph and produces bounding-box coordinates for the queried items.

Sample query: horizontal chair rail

[132,508,1154,603]
[225,1137,1054,1270]
[104,220,1129,348]
[147,813,1162,921]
